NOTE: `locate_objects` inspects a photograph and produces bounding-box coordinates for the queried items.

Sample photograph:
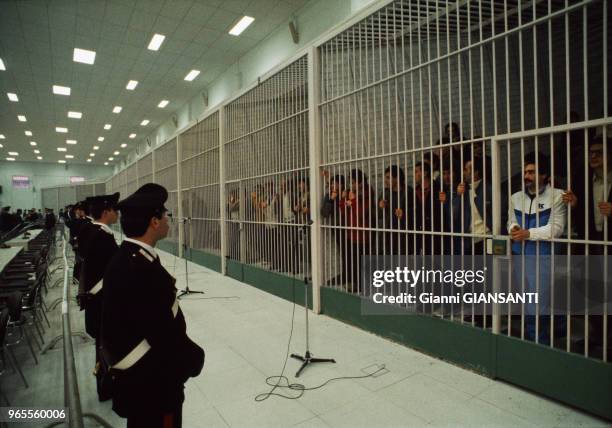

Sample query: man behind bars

[507,152,566,345]
[101,183,204,427]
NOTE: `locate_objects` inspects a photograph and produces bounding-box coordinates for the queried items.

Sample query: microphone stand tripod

[176,217,204,299]
[290,221,335,377]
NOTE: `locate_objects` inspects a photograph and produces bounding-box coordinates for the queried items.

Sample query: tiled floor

[3,247,610,427]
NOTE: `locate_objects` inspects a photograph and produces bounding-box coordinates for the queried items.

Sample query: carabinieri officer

[101,183,204,428]
[77,192,120,401]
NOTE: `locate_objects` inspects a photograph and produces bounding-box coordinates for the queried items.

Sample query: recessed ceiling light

[113,106,122,113]
[93,146,99,150]
[6,158,15,161]
[34,149,40,154]
[113,151,120,155]
[87,159,92,162]
[7,93,18,102]
[58,160,66,164]
[140,119,149,126]
[126,80,138,90]
[57,147,67,152]
[0,143,3,148]
[29,141,37,146]
[52,85,71,96]
[129,133,136,139]
[56,127,68,133]
[158,100,169,108]
[73,48,96,65]
[66,139,77,145]
[148,33,166,51]
[184,70,200,81]
[120,143,127,148]
[68,111,82,119]
[0,134,4,139]
[37,156,42,160]
[8,151,18,156]
[104,124,112,130]
[104,162,109,165]
[18,115,26,122]
[108,157,114,161]
[89,153,95,157]
[24,131,32,136]
[0,58,5,70]
[65,154,74,159]
[229,16,255,36]
[98,136,104,141]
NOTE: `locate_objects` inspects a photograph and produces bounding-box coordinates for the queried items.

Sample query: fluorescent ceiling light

[58,160,66,164]
[129,133,136,139]
[7,93,18,102]
[65,154,74,159]
[29,141,37,146]
[126,80,138,90]
[0,143,3,148]
[34,149,40,154]
[113,106,122,113]
[24,131,32,136]
[73,48,96,65]
[66,139,77,145]
[229,16,255,36]
[0,134,4,139]
[8,151,18,156]
[184,70,200,81]
[18,115,26,122]
[68,111,82,119]
[104,162,108,165]
[87,159,92,162]
[148,34,165,51]
[0,58,5,70]
[52,85,71,96]
[89,153,95,156]
[120,143,127,148]
[57,147,67,152]
[113,151,120,155]
[157,100,169,108]
[140,119,149,126]
[37,156,42,160]
[104,124,111,130]
[93,146,99,150]
[98,136,104,141]
[56,127,68,133]
[6,158,15,161]
[108,157,114,161]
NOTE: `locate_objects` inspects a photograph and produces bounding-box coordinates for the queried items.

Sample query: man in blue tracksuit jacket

[507,152,566,345]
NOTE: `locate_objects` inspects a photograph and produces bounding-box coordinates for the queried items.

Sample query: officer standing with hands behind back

[101,183,204,428]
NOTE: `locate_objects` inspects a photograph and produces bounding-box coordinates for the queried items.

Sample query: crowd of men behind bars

[225,121,611,355]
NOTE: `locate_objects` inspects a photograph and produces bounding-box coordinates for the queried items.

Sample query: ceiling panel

[0,0,310,166]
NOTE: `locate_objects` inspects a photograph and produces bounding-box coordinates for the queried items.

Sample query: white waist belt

[89,280,103,295]
[112,339,151,370]
[112,298,179,371]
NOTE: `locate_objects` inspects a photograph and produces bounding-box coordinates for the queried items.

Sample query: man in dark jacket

[77,193,120,401]
[102,184,204,427]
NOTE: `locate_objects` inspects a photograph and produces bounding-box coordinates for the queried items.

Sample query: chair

[0,308,28,388]
[5,291,40,359]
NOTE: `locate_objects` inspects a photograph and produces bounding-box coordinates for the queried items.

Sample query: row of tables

[0,228,43,276]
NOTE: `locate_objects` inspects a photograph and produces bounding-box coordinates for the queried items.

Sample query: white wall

[0,160,111,210]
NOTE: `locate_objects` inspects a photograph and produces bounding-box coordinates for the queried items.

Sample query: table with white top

[5,229,43,249]
[0,246,22,272]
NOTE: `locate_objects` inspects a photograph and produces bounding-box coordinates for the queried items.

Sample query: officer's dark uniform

[71,202,93,281]
[77,193,120,401]
[101,184,204,427]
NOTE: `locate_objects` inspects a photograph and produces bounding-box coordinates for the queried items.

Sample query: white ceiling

[0,0,309,166]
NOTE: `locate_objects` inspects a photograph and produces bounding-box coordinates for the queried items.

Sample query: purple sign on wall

[12,175,30,189]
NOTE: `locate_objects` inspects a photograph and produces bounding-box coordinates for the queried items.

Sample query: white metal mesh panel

[41,188,59,212]
[58,186,77,210]
[137,153,153,187]
[224,56,309,276]
[75,184,94,201]
[154,138,178,242]
[318,0,611,361]
[180,112,221,255]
